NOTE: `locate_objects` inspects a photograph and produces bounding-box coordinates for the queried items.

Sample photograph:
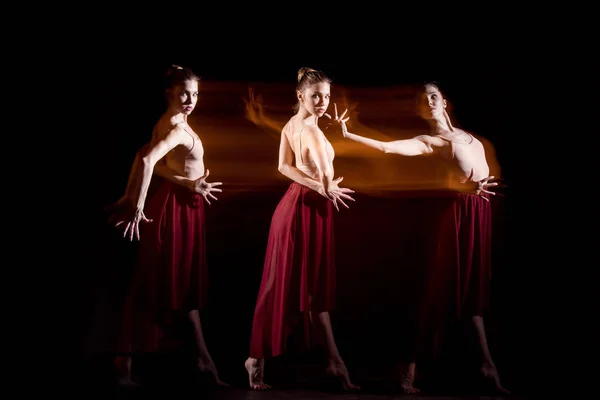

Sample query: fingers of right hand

[332,199,340,211]
[340,194,356,201]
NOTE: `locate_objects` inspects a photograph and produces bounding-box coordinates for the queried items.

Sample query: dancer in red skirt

[106,65,226,387]
[335,82,508,395]
[244,67,359,391]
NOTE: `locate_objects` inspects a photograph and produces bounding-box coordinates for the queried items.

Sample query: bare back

[284,117,335,179]
[153,120,205,180]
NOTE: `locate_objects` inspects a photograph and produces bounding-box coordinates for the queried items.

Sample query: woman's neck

[163,109,186,126]
[296,109,317,125]
[428,115,453,135]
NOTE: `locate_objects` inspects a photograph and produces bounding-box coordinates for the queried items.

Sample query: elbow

[321,168,333,179]
[278,163,289,174]
[141,155,156,170]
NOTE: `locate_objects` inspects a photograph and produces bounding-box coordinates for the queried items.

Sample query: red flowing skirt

[117,179,208,353]
[417,192,492,355]
[249,183,336,358]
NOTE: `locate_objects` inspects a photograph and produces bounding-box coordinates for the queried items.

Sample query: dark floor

[83,379,523,400]
[104,387,522,400]
[82,381,523,400]
[80,352,528,400]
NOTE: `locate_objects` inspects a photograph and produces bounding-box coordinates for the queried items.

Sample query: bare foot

[326,360,360,391]
[245,357,270,390]
[198,357,229,387]
[481,363,510,394]
[399,362,420,394]
[116,375,140,388]
[115,357,138,388]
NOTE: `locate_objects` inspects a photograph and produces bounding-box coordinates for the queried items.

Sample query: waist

[297,163,319,179]
[165,159,204,179]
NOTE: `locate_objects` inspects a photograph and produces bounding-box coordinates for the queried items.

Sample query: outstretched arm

[344,131,437,156]
[123,140,223,207]
[123,143,191,193]
[134,129,183,211]
[334,107,444,156]
[114,128,184,241]
[122,144,147,201]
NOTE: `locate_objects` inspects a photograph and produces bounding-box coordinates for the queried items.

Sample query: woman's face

[298,81,330,117]
[168,79,199,115]
[417,84,447,120]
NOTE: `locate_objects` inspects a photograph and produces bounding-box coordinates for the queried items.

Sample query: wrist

[311,180,324,193]
[185,178,195,191]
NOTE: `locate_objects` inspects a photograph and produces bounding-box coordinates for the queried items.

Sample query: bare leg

[472,315,509,394]
[114,356,138,387]
[310,311,360,391]
[188,309,228,387]
[245,357,271,390]
[399,361,420,394]
[245,257,275,390]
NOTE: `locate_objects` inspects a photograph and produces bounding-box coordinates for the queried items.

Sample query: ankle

[115,367,130,378]
[114,360,130,377]
[246,357,261,366]
[327,356,345,366]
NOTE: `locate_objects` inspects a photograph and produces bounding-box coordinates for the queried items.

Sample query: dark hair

[293,67,332,113]
[422,80,445,96]
[165,64,201,90]
[418,80,462,128]
[416,80,451,108]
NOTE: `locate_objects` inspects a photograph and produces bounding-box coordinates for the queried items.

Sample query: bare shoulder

[153,120,186,141]
[281,119,294,141]
[418,134,448,147]
[465,129,490,146]
[302,124,323,142]
[282,119,293,134]
[170,122,190,136]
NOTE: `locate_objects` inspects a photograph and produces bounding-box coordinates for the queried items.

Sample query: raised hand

[191,169,223,205]
[324,103,350,137]
[243,87,265,126]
